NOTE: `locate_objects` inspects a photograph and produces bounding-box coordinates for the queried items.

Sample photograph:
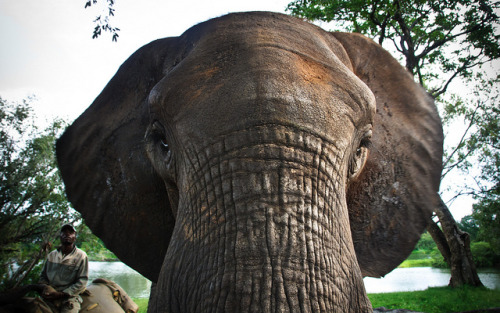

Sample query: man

[39,224,88,313]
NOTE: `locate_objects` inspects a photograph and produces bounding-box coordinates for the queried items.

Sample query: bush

[407,250,431,260]
[430,248,449,268]
[399,258,434,268]
[471,241,500,268]
[415,232,436,252]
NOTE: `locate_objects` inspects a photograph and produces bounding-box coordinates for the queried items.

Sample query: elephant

[56,11,443,313]
[0,279,138,313]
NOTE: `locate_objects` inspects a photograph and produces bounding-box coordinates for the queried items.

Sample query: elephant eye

[349,129,372,180]
[160,138,169,150]
[357,130,372,155]
[145,120,176,182]
[147,121,172,165]
[150,121,169,148]
[160,138,172,165]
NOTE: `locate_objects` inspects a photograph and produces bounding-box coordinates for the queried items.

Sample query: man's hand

[43,290,67,300]
[41,285,68,300]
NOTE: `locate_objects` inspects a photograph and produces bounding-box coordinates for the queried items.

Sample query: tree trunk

[426,217,451,264]
[426,198,483,287]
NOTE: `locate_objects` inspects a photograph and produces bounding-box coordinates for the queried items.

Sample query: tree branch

[416,23,483,61]
[441,104,481,177]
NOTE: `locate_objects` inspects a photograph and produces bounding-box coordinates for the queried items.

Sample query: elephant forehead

[148,28,375,143]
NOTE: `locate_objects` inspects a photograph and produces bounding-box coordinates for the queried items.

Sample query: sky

[0,0,477,220]
[0,0,292,120]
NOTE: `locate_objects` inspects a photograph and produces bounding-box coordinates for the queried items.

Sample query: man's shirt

[40,246,88,296]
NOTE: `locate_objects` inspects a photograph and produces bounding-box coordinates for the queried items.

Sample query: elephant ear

[56,38,183,282]
[332,33,444,277]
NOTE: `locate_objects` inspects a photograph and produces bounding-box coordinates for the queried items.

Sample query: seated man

[39,224,88,313]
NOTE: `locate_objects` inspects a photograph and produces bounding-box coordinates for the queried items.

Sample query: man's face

[60,229,76,245]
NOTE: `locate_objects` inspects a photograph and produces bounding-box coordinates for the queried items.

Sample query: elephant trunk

[149,125,371,313]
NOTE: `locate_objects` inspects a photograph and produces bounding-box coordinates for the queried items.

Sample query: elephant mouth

[158,123,369,312]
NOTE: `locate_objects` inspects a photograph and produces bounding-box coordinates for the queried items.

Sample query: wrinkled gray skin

[56,12,443,313]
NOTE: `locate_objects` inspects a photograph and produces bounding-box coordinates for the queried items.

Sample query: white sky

[0,0,291,121]
[0,0,478,220]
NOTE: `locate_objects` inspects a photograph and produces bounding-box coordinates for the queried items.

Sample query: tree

[286,0,500,287]
[458,215,480,241]
[468,84,500,253]
[76,223,117,261]
[470,83,500,255]
[443,77,500,254]
[286,0,500,97]
[473,197,500,254]
[0,97,80,291]
[84,0,120,41]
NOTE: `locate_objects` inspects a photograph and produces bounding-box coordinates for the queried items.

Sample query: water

[363,267,500,293]
[88,261,500,298]
[88,261,151,298]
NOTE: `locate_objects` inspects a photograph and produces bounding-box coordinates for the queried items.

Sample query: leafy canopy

[0,97,79,290]
[286,0,500,97]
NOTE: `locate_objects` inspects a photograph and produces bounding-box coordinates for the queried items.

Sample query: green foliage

[470,241,500,268]
[286,0,500,95]
[469,84,500,254]
[444,79,500,255]
[404,228,499,268]
[0,96,120,290]
[397,232,446,268]
[406,250,429,260]
[473,195,500,254]
[398,258,433,268]
[368,286,500,313]
[458,215,480,241]
[133,298,148,313]
[76,224,117,261]
[430,248,450,268]
[442,78,500,175]
[414,232,436,252]
[400,232,446,268]
[0,97,80,291]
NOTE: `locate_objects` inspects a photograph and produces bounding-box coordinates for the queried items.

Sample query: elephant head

[56,12,443,313]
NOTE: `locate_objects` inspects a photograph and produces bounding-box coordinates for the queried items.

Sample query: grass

[397,249,437,268]
[132,286,500,313]
[133,298,148,313]
[398,258,434,268]
[368,286,500,313]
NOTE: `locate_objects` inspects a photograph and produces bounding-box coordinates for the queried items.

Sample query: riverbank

[398,258,434,268]
[369,286,500,313]
[88,260,499,298]
[131,286,500,313]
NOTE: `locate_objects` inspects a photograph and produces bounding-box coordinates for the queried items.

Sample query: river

[364,267,500,293]
[88,261,500,298]
[88,261,152,298]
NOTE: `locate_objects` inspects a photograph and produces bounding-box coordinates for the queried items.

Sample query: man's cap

[61,224,76,233]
